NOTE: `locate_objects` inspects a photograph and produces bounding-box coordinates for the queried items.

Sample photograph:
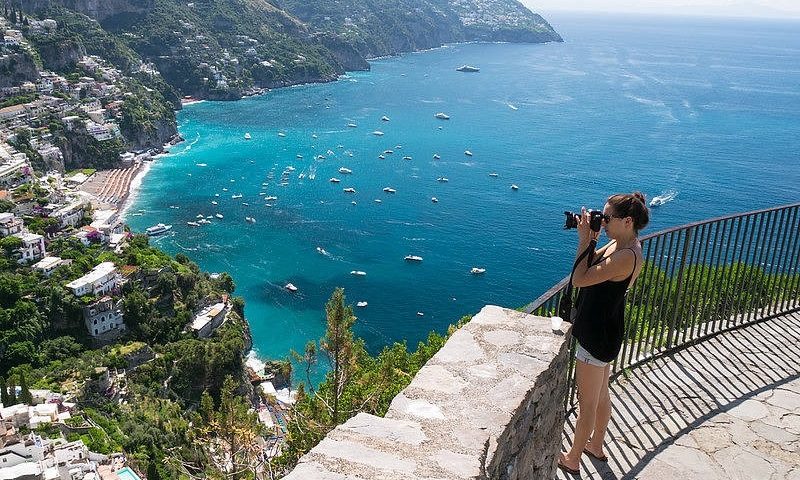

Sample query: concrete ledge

[284,305,572,479]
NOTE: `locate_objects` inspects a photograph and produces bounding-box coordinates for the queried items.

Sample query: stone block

[339,412,427,446]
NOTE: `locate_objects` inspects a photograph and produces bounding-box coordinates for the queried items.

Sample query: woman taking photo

[558,192,649,475]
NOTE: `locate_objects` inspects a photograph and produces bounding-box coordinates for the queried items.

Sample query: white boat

[402,156,412,160]
[417,312,425,316]
[215,213,224,219]
[244,132,251,140]
[187,221,200,227]
[381,116,390,122]
[434,112,450,120]
[211,201,218,205]
[146,223,172,236]
[489,173,499,177]
[351,201,357,205]
[242,202,249,206]
[374,199,382,203]
[215,193,220,197]
[464,150,473,156]
[285,283,298,292]
[383,187,396,193]
[404,255,423,262]
[384,150,393,155]
[316,246,328,255]
[296,154,303,159]
[431,197,438,203]
[395,144,403,149]
[198,218,211,224]
[511,184,519,190]
[350,270,367,276]
[231,194,242,199]
[338,167,352,174]
[312,134,318,139]
[471,267,486,275]
[265,196,278,201]
[343,187,356,193]
[433,154,441,160]
[222,188,228,191]
[278,132,286,137]
[356,301,368,308]
[456,65,480,72]
[196,163,207,167]
[378,154,385,160]
[245,217,256,223]
[347,123,358,128]
[437,177,449,183]
[372,131,384,136]
[329,177,341,183]
[286,166,296,172]
[196,214,204,218]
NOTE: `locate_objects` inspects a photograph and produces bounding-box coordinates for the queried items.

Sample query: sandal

[583,448,608,462]
[557,457,580,475]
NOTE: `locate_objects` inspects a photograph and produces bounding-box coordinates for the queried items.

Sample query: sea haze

[127,13,800,371]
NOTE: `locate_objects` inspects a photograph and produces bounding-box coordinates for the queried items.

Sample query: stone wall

[284,305,572,479]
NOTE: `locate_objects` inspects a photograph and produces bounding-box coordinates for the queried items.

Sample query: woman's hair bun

[632,191,646,205]
[607,191,650,232]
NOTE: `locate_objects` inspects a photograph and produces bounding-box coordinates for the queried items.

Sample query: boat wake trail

[649,189,678,207]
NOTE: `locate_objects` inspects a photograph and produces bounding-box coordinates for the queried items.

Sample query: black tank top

[572,248,637,363]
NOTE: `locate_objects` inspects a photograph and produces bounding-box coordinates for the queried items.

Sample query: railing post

[666,229,692,348]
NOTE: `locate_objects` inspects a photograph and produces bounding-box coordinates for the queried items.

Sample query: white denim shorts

[575,342,609,367]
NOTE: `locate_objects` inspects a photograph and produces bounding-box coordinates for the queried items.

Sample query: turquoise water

[127,13,800,371]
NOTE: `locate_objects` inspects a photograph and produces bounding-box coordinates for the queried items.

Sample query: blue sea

[127,13,800,375]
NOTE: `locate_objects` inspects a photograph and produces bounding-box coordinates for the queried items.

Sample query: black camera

[564,210,606,232]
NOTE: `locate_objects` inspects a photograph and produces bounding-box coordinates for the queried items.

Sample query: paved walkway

[558,310,800,480]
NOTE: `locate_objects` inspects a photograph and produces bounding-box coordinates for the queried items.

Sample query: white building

[32,256,70,277]
[49,201,86,229]
[0,213,23,237]
[89,210,123,243]
[83,296,125,338]
[190,302,227,338]
[65,262,118,297]
[12,233,46,264]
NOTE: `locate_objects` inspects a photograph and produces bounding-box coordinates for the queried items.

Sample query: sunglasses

[601,213,626,223]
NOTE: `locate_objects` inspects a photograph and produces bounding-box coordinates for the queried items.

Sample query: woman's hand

[577,207,599,244]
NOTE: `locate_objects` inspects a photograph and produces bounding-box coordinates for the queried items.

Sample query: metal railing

[523,202,800,409]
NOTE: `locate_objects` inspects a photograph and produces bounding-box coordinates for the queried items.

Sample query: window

[93,319,97,325]
[94,329,98,335]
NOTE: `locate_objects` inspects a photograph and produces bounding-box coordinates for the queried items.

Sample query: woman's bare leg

[586,363,612,457]
[561,359,606,470]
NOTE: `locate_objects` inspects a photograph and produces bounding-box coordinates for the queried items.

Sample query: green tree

[6,374,16,405]
[0,236,22,258]
[146,460,162,480]
[321,288,356,424]
[18,371,32,404]
[0,376,8,405]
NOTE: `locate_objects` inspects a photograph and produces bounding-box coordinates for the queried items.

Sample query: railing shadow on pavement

[557,310,800,479]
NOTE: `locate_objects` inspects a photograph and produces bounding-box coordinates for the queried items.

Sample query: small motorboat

[511,184,519,190]
[471,267,486,275]
[350,270,367,276]
[489,173,499,177]
[343,187,356,193]
[215,213,224,219]
[404,255,423,262]
[372,131,384,136]
[231,194,243,199]
[329,177,341,183]
[437,177,449,183]
[245,217,256,223]
[374,199,382,203]
[187,221,200,227]
[265,196,278,201]
[434,112,450,120]
[378,154,385,159]
[244,132,252,140]
[402,156,412,160]
[433,154,441,160]
[277,132,286,137]
[456,65,480,73]
[356,301,368,308]
[383,150,394,155]
[381,116,390,122]
[338,167,352,174]
[285,283,298,292]
[347,123,358,128]
[431,197,438,203]
[211,201,218,205]
[383,187,396,193]
[296,154,303,159]
[464,150,473,156]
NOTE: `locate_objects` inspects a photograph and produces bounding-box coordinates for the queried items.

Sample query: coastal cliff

[27,0,560,101]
